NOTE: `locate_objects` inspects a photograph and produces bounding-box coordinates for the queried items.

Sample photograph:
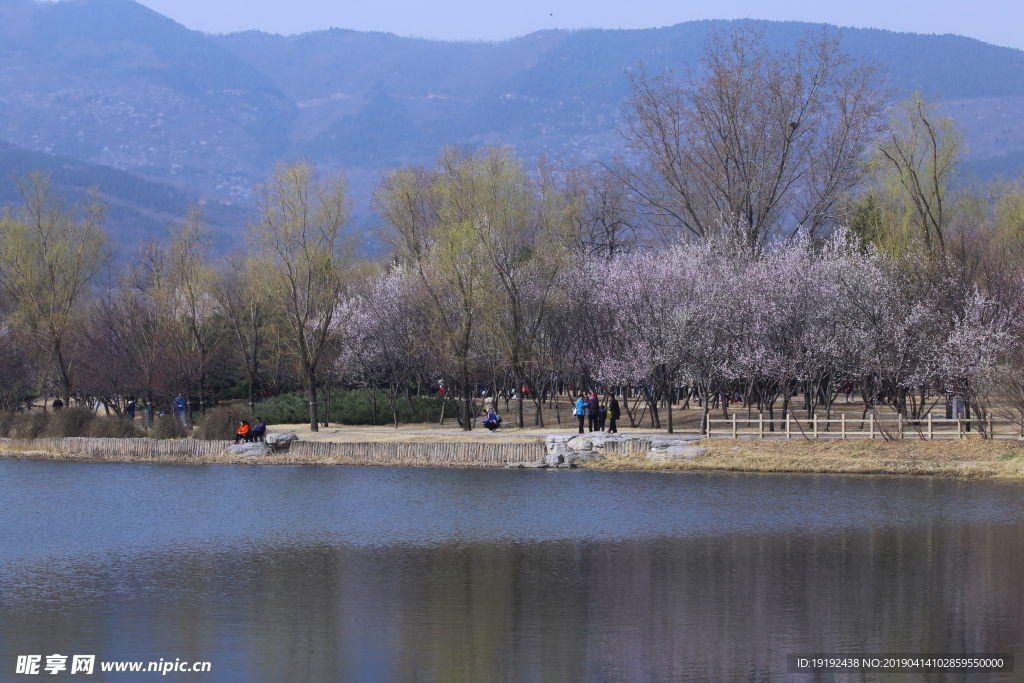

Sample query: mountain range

[3,0,1024,244]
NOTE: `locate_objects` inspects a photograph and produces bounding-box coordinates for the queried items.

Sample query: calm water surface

[1,460,1023,682]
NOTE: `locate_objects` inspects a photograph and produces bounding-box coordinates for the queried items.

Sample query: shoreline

[1,434,1023,478]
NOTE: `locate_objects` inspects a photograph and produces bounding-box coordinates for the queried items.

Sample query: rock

[566,450,602,464]
[566,435,593,452]
[647,446,707,462]
[228,442,272,456]
[507,461,549,468]
[265,432,298,452]
[649,435,703,448]
[545,435,572,459]
[587,433,625,450]
[543,451,565,466]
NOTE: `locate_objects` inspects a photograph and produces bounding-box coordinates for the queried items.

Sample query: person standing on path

[173,394,187,426]
[607,395,620,433]
[574,396,586,434]
[587,393,600,432]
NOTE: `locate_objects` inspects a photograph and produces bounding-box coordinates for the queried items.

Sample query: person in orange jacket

[235,420,251,444]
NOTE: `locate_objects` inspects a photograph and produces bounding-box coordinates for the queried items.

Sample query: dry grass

[268,423,548,444]
[587,438,1024,478]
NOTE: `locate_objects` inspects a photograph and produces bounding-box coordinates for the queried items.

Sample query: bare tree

[875,91,966,259]
[216,256,272,411]
[376,149,493,430]
[616,24,887,250]
[250,161,353,432]
[555,162,638,260]
[0,173,107,403]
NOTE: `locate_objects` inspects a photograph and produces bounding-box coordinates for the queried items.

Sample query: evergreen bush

[255,389,442,425]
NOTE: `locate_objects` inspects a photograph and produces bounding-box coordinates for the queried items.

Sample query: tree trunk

[461,368,472,431]
[666,379,674,434]
[306,365,319,432]
[701,388,710,436]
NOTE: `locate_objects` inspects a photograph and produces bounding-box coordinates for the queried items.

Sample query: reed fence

[288,440,544,465]
[705,413,1023,440]
[0,436,546,465]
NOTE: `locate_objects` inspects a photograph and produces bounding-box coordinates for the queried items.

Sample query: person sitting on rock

[251,417,266,442]
[482,411,502,432]
[235,420,251,444]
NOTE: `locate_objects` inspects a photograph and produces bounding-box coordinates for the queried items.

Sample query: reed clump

[194,405,256,441]
[150,414,189,440]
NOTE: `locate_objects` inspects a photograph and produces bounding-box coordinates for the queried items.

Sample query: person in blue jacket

[574,396,586,434]
[173,394,187,426]
[482,411,502,432]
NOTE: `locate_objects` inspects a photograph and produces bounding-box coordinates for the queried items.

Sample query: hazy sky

[131,0,1024,50]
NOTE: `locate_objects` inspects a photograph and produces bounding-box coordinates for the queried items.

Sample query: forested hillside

[3,0,1024,244]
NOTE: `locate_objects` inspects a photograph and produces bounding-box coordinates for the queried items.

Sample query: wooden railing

[705,413,1022,440]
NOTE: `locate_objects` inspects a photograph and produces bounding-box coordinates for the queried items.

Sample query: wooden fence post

[869,414,874,440]
[813,413,818,439]
[928,413,933,440]
[957,418,963,440]
[841,414,846,440]
[786,414,791,439]
[732,413,737,439]
[759,413,764,439]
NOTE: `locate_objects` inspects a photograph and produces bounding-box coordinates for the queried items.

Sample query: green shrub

[195,405,256,441]
[10,410,49,438]
[0,411,14,438]
[89,417,145,439]
[150,414,189,440]
[255,389,443,426]
[46,407,97,437]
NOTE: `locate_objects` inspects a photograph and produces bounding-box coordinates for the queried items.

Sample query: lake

[1,460,1022,681]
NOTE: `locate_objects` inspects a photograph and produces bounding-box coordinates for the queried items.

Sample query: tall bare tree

[0,173,107,403]
[165,205,224,419]
[875,91,966,259]
[216,256,272,411]
[617,24,887,250]
[376,149,491,431]
[250,161,352,431]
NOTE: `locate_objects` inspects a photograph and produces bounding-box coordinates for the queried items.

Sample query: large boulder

[587,433,626,451]
[265,432,298,452]
[647,446,707,462]
[565,435,593,452]
[566,450,602,464]
[545,435,574,459]
[544,451,565,466]
[228,442,272,456]
[649,435,703,449]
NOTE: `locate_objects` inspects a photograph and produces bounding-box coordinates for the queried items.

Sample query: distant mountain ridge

[3,0,1024,243]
